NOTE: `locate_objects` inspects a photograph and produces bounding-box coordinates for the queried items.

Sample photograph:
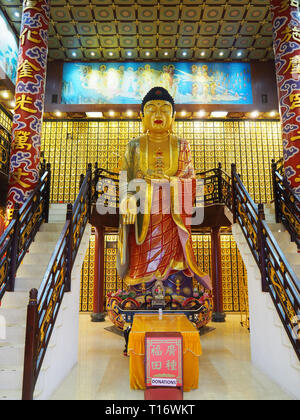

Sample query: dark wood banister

[22,164,92,400]
[0,162,51,301]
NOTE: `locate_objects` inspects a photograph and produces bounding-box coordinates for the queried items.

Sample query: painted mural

[0,10,18,84]
[62,62,253,105]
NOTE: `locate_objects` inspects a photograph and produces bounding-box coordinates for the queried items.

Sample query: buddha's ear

[140,111,147,133]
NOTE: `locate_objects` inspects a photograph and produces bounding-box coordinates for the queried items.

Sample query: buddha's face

[141,100,175,134]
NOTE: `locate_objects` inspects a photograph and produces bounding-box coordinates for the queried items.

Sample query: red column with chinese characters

[271,0,300,195]
[6,0,50,219]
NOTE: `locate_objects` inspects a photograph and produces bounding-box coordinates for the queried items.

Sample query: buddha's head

[140,87,176,135]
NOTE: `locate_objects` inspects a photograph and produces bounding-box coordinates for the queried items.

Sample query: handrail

[0,125,11,178]
[22,164,92,400]
[0,162,51,301]
[232,163,300,361]
[272,158,300,250]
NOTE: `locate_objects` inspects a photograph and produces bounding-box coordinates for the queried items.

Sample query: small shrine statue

[152,280,166,309]
[117,87,211,299]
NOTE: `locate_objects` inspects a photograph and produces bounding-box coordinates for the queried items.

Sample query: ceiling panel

[0,0,274,62]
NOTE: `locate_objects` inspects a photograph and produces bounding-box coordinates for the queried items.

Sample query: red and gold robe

[117,134,211,290]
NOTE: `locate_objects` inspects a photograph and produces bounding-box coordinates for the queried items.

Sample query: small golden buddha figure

[117,87,211,296]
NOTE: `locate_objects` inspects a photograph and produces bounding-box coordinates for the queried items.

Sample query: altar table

[127,314,202,392]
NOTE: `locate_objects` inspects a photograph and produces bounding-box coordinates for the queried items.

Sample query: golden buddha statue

[117,87,211,298]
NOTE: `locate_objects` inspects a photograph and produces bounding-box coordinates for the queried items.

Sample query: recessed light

[14,11,20,18]
[1,91,9,99]
[127,51,132,57]
[251,110,259,118]
[108,52,113,56]
[201,51,205,57]
[72,52,77,57]
[127,110,133,117]
[219,51,224,57]
[181,111,187,117]
[86,112,103,118]
[197,110,205,118]
[55,111,62,117]
[109,110,115,117]
[237,51,242,57]
[164,51,169,56]
[182,51,187,57]
[211,111,228,118]
[90,51,95,57]
[269,110,276,117]
[145,51,150,56]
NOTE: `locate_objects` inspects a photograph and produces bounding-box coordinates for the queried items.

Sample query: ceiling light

[182,51,187,57]
[181,110,187,117]
[1,91,9,99]
[86,112,103,118]
[10,101,15,108]
[197,110,205,118]
[109,110,115,117]
[269,110,276,117]
[127,110,133,117]
[211,111,228,118]
[14,11,20,18]
[108,52,113,56]
[201,51,205,57]
[145,51,150,57]
[72,51,77,57]
[90,51,95,57]
[164,51,169,56]
[127,51,132,57]
[237,51,242,57]
[55,111,62,117]
[219,51,224,57]
[251,110,259,118]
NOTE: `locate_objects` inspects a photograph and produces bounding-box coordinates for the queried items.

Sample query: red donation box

[144,332,183,400]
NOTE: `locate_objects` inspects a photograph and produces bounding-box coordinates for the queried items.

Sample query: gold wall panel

[41,119,283,204]
[80,232,249,314]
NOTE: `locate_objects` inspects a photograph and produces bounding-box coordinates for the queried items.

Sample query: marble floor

[50,313,293,400]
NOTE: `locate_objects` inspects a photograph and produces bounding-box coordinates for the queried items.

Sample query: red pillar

[91,226,106,322]
[6,0,50,221]
[271,0,300,196]
[211,226,226,322]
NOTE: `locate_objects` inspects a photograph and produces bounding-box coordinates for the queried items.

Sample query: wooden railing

[22,164,92,400]
[232,163,300,361]
[0,163,51,301]
[272,158,300,250]
[0,125,10,178]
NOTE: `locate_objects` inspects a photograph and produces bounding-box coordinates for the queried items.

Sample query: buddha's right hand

[120,195,137,225]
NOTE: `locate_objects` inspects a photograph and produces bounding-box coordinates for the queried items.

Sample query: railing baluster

[257,203,268,293]
[231,163,237,223]
[271,159,280,223]
[7,204,20,292]
[44,163,51,224]
[22,288,38,401]
[65,203,73,293]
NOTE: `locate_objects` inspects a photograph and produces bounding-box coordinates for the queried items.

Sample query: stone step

[4,325,26,344]
[0,366,23,390]
[17,264,48,278]
[0,389,22,400]
[49,204,68,211]
[1,292,29,309]
[21,253,51,267]
[14,276,43,292]
[0,308,26,326]
[39,223,65,233]
[267,223,285,232]
[29,241,57,253]
[0,344,24,366]
[35,231,62,242]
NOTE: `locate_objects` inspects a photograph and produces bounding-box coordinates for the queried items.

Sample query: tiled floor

[50,313,293,400]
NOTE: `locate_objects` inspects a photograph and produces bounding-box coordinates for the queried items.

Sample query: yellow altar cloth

[127,314,202,391]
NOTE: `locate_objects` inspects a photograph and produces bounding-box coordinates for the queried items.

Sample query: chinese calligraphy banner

[145,332,183,388]
[61,62,253,105]
[271,0,300,194]
[6,0,50,214]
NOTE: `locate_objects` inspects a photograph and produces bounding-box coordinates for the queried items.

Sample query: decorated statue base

[107,271,213,331]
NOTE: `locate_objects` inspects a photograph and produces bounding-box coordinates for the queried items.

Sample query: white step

[49,204,67,211]
[0,344,24,366]
[1,292,29,309]
[20,253,51,266]
[35,232,62,242]
[14,277,43,292]
[0,389,22,400]
[4,325,26,344]
[0,308,26,326]
[39,223,65,233]
[17,264,48,278]
[29,242,58,253]
[0,366,23,390]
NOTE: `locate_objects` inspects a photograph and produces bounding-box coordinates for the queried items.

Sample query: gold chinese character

[282,26,300,43]
[15,95,37,114]
[291,130,300,141]
[20,28,41,46]
[166,360,177,371]
[151,345,162,356]
[10,167,31,189]
[280,0,299,12]
[13,131,32,151]
[284,56,300,75]
[151,361,162,370]
[289,93,300,109]
[18,60,40,79]
[23,0,42,12]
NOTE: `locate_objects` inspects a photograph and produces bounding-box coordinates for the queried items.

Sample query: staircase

[232,202,300,400]
[0,204,67,400]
